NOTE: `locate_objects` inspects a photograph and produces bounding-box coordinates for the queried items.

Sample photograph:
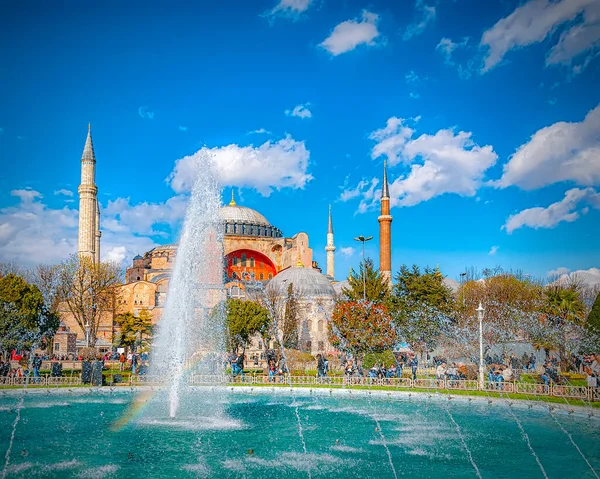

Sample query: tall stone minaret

[325,204,335,280]
[78,124,100,263]
[378,160,392,287]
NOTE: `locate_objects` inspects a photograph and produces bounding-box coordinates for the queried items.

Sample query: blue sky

[0,0,599,283]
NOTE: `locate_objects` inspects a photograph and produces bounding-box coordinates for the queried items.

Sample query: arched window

[317,320,324,332]
[233,257,238,266]
[259,273,264,280]
[136,276,140,281]
[250,257,255,267]
[241,253,247,265]
[268,273,273,280]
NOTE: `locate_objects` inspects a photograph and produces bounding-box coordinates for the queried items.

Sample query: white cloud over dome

[319,10,382,56]
[496,104,600,190]
[167,135,312,196]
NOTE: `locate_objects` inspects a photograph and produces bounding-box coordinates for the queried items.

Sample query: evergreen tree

[281,283,300,349]
[587,291,600,332]
[225,299,270,353]
[341,258,389,303]
[583,291,600,353]
[389,265,456,354]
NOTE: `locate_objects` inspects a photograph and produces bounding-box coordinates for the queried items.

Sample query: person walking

[410,353,419,381]
[119,353,126,372]
[317,354,326,378]
[131,353,138,375]
[32,353,42,383]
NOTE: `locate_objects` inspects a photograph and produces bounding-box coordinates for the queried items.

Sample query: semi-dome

[268,267,335,298]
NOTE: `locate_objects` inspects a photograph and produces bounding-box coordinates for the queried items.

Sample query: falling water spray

[150,152,225,418]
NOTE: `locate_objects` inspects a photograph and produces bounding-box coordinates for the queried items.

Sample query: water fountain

[149,151,225,418]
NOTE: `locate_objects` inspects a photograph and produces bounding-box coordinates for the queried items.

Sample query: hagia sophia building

[59,126,393,357]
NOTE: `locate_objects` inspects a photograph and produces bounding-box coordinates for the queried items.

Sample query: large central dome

[219,195,282,238]
[219,205,271,226]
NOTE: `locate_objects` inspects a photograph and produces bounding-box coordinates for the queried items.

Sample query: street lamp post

[477,302,485,390]
[353,235,373,301]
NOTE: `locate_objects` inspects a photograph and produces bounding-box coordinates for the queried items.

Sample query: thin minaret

[78,123,100,263]
[378,159,392,287]
[325,204,335,280]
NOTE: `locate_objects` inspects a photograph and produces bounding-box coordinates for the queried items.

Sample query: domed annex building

[61,126,393,357]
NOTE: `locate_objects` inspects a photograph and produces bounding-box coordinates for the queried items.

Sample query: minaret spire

[78,124,100,263]
[325,205,335,280]
[382,159,389,198]
[378,160,392,288]
[229,189,237,206]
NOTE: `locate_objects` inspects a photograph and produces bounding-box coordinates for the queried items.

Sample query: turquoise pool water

[0,388,598,478]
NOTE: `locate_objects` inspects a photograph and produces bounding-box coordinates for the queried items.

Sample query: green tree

[0,273,59,353]
[586,291,600,332]
[114,309,153,353]
[388,265,456,355]
[544,284,586,368]
[584,292,600,353]
[225,299,270,353]
[392,265,455,314]
[328,301,397,359]
[341,258,390,303]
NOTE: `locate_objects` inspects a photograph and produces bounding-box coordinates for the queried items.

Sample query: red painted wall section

[225,249,276,281]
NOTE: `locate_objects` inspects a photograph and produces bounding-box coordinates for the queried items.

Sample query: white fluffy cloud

[285,103,312,119]
[167,135,312,196]
[436,37,468,65]
[11,188,43,202]
[481,0,600,73]
[339,247,355,257]
[266,0,313,19]
[0,188,177,267]
[353,117,497,209]
[497,104,600,190]
[502,187,600,234]
[489,245,499,256]
[403,0,436,41]
[319,10,381,56]
[138,106,155,120]
[548,267,600,286]
[103,195,189,236]
[54,189,73,197]
[548,266,571,277]
[0,189,78,265]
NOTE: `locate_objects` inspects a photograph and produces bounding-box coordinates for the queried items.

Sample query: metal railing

[0,374,597,402]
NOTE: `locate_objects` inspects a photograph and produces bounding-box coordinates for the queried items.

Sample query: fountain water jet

[150,152,225,418]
